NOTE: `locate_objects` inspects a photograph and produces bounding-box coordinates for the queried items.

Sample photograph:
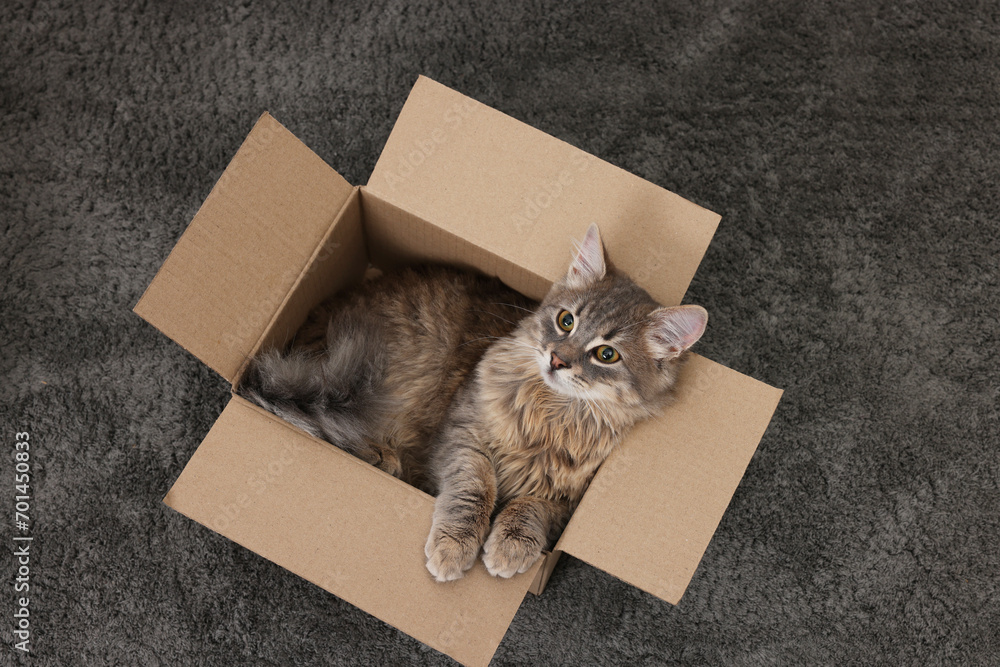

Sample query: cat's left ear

[566,223,606,288]
[646,305,708,360]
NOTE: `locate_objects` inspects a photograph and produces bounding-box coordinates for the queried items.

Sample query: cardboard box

[134,76,782,666]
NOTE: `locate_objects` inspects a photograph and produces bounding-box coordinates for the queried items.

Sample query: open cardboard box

[134,76,782,666]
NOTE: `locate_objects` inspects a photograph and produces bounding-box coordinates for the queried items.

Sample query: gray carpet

[2,0,998,664]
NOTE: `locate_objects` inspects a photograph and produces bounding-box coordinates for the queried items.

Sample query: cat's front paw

[373,447,402,478]
[425,525,481,582]
[481,527,543,579]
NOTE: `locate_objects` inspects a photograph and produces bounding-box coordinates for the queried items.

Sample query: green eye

[557,310,574,332]
[594,345,620,364]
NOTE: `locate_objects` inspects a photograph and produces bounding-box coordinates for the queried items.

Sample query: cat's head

[519,224,707,409]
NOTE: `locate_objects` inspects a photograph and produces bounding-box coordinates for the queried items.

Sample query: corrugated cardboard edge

[164,396,540,667]
[134,112,354,382]
[528,551,562,596]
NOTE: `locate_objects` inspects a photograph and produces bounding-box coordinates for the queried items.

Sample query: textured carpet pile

[2,1,997,664]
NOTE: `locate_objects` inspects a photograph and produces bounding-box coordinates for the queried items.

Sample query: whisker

[459,335,537,357]
[585,397,611,430]
[458,335,503,348]
[469,309,521,328]
[493,356,537,372]
[594,399,612,424]
[582,398,600,429]
[615,320,647,335]
[491,301,536,314]
[508,339,542,353]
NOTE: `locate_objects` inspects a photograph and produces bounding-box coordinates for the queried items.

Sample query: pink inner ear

[568,224,606,283]
[651,306,708,357]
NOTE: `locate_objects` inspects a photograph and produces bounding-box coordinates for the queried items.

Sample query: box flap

[367,76,720,307]
[554,354,782,604]
[165,397,538,667]
[134,113,355,383]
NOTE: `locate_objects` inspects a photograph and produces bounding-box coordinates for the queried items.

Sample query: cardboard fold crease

[136,76,782,667]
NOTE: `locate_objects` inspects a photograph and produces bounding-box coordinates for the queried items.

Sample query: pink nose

[550,352,570,370]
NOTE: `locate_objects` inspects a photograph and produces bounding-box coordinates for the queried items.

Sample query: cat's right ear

[646,305,708,360]
[566,223,606,288]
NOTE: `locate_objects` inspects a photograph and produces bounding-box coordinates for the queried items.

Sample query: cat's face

[515,224,707,408]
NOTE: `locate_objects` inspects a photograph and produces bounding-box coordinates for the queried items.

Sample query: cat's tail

[237,317,392,465]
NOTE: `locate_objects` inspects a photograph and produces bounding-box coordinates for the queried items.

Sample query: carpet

[2,0,997,664]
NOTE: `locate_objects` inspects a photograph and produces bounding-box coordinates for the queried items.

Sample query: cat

[239,224,708,582]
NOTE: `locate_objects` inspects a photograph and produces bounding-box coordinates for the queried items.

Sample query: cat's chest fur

[474,344,625,506]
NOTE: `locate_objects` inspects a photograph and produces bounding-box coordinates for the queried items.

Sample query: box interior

[228,174,783,609]
[231,182,574,591]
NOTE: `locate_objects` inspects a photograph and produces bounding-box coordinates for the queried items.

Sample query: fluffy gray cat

[240,224,707,581]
